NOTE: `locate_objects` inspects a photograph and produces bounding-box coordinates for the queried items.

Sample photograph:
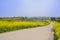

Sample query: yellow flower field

[0,20,47,33]
[53,22,60,40]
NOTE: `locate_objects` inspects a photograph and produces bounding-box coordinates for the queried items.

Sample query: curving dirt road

[0,22,54,40]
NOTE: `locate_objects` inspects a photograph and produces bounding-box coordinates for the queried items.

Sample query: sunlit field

[0,20,50,33]
[53,22,60,40]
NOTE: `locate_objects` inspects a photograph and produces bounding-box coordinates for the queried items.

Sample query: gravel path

[0,23,54,40]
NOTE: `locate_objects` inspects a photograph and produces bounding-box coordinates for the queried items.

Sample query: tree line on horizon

[0,17,60,22]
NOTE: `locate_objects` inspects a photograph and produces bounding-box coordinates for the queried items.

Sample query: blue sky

[0,0,60,17]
